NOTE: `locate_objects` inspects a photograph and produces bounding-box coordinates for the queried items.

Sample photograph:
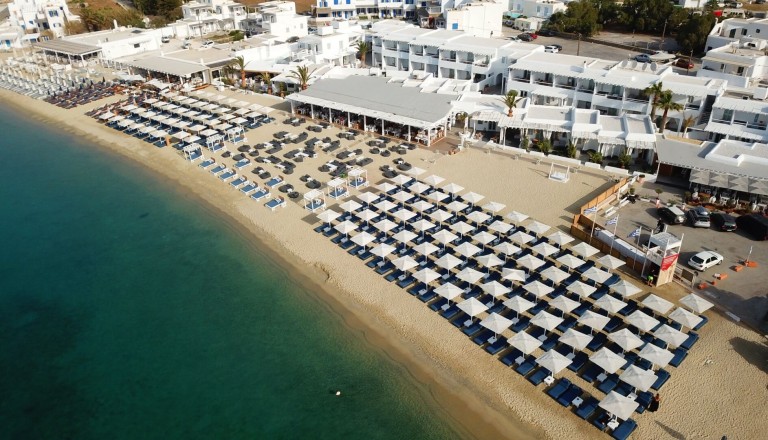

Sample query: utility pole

[660,20,668,52]
[577,33,581,56]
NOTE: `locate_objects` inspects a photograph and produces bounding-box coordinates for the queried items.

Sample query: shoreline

[0,90,546,439]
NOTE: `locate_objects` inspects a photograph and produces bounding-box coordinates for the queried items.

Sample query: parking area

[594,183,768,327]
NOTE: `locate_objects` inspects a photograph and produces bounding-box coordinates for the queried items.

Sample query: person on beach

[648,394,660,412]
[655,197,661,208]
[647,274,654,286]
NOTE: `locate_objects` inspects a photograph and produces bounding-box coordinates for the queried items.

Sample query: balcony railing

[711,118,731,124]
[511,77,530,83]
[473,60,488,67]
[440,56,456,61]
[412,51,424,56]
[555,83,575,90]
[534,79,553,86]
[747,122,767,130]
[576,87,594,93]
[625,97,648,104]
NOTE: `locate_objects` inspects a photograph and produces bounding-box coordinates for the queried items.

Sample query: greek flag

[606,216,619,226]
[628,228,641,238]
[583,207,598,215]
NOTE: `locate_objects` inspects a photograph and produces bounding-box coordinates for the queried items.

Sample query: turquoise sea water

[0,105,462,439]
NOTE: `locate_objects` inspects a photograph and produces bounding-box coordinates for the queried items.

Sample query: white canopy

[536,350,572,375]
[508,331,542,354]
[600,391,639,421]
[579,310,611,332]
[457,297,488,317]
[608,328,644,352]
[566,280,596,298]
[549,295,580,314]
[392,255,419,271]
[680,293,714,314]
[668,307,703,329]
[435,282,464,302]
[480,312,513,335]
[557,254,587,269]
[620,365,658,393]
[590,347,626,374]
[547,231,575,247]
[595,294,627,314]
[642,294,674,315]
[571,242,599,258]
[530,310,563,331]
[597,254,626,270]
[560,328,594,352]
[626,310,660,333]
[653,324,688,348]
[504,295,535,314]
[517,254,546,272]
[610,279,643,298]
[435,253,463,270]
[506,211,529,224]
[638,343,675,368]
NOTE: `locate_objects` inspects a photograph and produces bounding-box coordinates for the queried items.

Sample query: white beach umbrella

[481,312,513,337]
[680,293,714,314]
[610,279,643,298]
[357,192,380,205]
[560,328,593,352]
[340,199,362,212]
[412,242,439,257]
[482,201,506,214]
[517,254,545,272]
[407,166,426,177]
[391,174,413,186]
[579,310,611,333]
[540,266,570,285]
[427,191,450,203]
[392,229,417,248]
[626,310,661,333]
[435,253,463,271]
[467,211,491,225]
[409,181,430,195]
[506,211,529,224]
[411,219,436,235]
[423,174,445,186]
[566,280,597,299]
[489,220,513,235]
[392,255,419,272]
[550,295,580,315]
[392,208,417,224]
[392,190,414,204]
[523,280,555,299]
[501,268,527,284]
[668,307,703,329]
[429,209,453,223]
[599,392,639,421]
[494,242,522,258]
[373,218,398,233]
[638,344,674,368]
[377,182,397,193]
[508,331,542,354]
[531,242,559,258]
[457,297,488,321]
[435,282,464,304]
[413,267,440,288]
[351,231,376,248]
[480,281,511,300]
[503,295,535,318]
[442,182,465,195]
[641,293,674,315]
[457,267,484,285]
[375,199,398,212]
[411,200,434,213]
[653,324,688,348]
[620,365,658,393]
[451,221,475,236]
[432,229,458,247]
[536,350,572,375]
[370,243,397,259]
[571,242,599,258]
[557,254,587,270]
[530,310,563,332]
[455,242,482,260]
[472,231,496,248]
[510,231,535,246]
[356,209,379,224]
[462,191,485,205]
[476,254,504,271]
[590,348,626,374]
[526,221,551,236]
[334,220,358,237]
[582,266,612,284]
[595,294,627,315]
[608,328,644,352]
[446,200,469,213]
[547,231,575,247]
[597,254,626,271]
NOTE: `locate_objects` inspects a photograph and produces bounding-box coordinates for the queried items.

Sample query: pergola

[348,167,369,189]
[304,189,326,212]
[36,39,102,65]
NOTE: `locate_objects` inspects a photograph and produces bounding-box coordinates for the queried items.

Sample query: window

[451,23,458,30]
[346,0,351,3]
[134,43,140,48]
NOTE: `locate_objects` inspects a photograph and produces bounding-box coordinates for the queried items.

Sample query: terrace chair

[575,396,599,419]
[527,367,552,385]
[546,378,571,400]
[557,384,583,407]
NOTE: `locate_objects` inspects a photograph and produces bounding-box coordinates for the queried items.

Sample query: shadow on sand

[729,336,768,375]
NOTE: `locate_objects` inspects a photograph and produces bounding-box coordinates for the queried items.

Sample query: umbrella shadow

[729,336,768,375]
[655,421,686,440]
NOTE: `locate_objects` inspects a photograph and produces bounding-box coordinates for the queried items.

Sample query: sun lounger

[528,367,551,385]
[547,378,571,400]
[610,419,637,440]
[199,159,215,169]
[472,329,494,345]
[250,189,271,201]
[669,347,688,367]
[375,262,394,275]
[693,315,708,331]
[680,332,699,350]
[239,183,256,194]
[462,323,482,336]
[265,197,286,211]
[515,357,536,376]
[485,339,507,355]
[635,391,653,413]
[651,369,670,390]
[586,333,607,352]
[557,384,583,407]
[597,373,619,394]
[429,298,448,311]
[266,176,283,188]
[575,396,599,419]
[441,305,460,320]
[511,317,530,332]
[234,159,251,169]
[229,177,245,188]
[450,312,469,328]
[580,362,602,383]
[568,352,588,372]
[218,170,235,181]
[501,348,524,366]
[210,164,226,174]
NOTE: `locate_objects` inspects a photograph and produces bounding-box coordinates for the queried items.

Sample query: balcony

[425,52,439,58]
[711,118,731,124]
[511,76,530,83]
[473,60,488,67]
[534,79,553,86]
[412,50,424,56]
[747,122,767,130]
[625,96,648,104]
[554,82,575,90]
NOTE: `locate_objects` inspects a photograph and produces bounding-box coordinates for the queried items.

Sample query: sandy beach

[3,87,766,440]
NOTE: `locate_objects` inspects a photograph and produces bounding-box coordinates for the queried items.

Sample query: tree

[643,81,664,122]
[355,40,370,67]
[566,141,577,158]
[538,139,552,156]
[260,72,272,94]
[676,13,717,54]
[656,90,683,132]
[619,0,686,34]
[229,56,246,89]
[681,113,697,137]
[289,65,315,91]
[547,0,600,37]
[501,90,523,117]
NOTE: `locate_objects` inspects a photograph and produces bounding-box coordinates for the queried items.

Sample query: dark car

[538,29,555,37]
[675,58,694,69]
[518,34,533,42]
[710,212,737,232]
[735,214,768,240]
[658,206,685,224]
[686,206,711,228]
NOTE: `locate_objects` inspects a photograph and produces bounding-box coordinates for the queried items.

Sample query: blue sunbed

[669,347,688,367]
[485,339,507,355]
[680,332,699,350]
[218,170,235,181]
[250,189,270,201]
[440,304,460,320]
[575,396,599,419]
[528,367,551,385]
[580,362,602,383]
[693,315,708,331]
[265,198,285,210]
[266,177,283,188]
[501,348,524,366]
[568,352,588,372]
[209,164,225,174]
[472,329,494,345]
[229,177,245,188]
[234,160,250,169]
[557,384,583,407]
[199,159,215,169]
[546,378,571,400]
[597,374,619,394]
[610,419,637,440]
[515,358,536,376]
[652,369,670,390]
[240,183,256,194]
[461,323,482,336]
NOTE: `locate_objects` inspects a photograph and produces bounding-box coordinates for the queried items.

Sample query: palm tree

[260,72,272,95]
[501,90,523,117]
[355,40,370,68]
[657,90,683,133]
[289,65,314,90]
[229,56,246,89]
[680,113,697,137]
[643,81,664,122]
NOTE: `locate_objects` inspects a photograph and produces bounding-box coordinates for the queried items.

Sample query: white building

[702,87,768,144]
[314,0,420,20]
[698,17,768,88]
[61,27,164,61]
[444,0,504,38]
[5,0,79,38]
[240,1,308,39]
[180,0,247,37]
[297,20,363,66]
[508,0,566,21]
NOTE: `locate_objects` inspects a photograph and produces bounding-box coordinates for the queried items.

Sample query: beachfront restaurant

[286,76,456,147]
[122,56,212,85]
[35,39,102,65]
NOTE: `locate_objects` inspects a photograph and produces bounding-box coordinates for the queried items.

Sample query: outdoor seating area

[311,172,713,439]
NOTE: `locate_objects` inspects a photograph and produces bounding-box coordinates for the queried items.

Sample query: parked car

[503,20,514,27]
[686,206,711,228]
[710,212,737,232]
[508,36,520,42]
[538,29,555,37]
[544,45,560,53]
[674,58,694,69]
[518,34,534,42]
[201,40,214,48]
[181,41,191,49]
[658,206,685,224]
[688,251,723,271]
[735,214,768,240]
[635,54,652,63]
[161,36,170,44]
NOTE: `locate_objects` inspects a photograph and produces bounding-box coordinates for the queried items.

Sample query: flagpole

[640,230,654,278]
[609,215,619,254]
[589,208,597,245]
[632,226,642,270]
